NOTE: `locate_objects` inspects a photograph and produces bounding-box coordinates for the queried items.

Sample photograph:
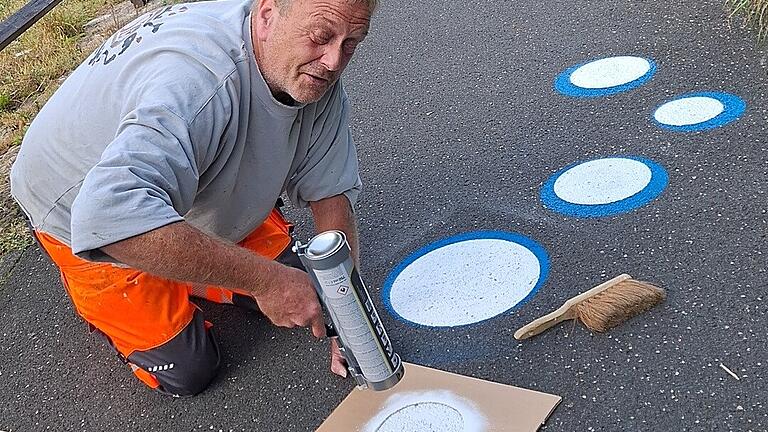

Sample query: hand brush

[514,274,666,340]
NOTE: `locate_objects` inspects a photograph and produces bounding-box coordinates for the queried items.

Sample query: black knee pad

[128,310,221,396]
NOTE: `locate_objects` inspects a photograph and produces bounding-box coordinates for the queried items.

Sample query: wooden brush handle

[514,274,633,340]
[558,274,631,308]
[514,306,576,340]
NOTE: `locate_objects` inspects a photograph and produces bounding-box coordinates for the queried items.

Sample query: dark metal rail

[0,0,64,51]
[0,0,148,52]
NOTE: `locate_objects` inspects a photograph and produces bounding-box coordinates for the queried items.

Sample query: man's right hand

[253,264,327,339]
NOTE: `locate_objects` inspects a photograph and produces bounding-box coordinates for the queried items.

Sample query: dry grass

[727,0,768,41]
[0,0,158,255]
[0,146,28,253]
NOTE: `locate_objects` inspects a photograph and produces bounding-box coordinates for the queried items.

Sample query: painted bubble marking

[653,91,746,132]
[383,231,549,328]
[555,55,657,97]
[540,156,669,218]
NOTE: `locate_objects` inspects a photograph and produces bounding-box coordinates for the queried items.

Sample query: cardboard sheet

[317,362,561,431]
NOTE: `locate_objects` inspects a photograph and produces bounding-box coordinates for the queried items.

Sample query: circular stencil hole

[375,402,464,432]
[363,391,488,432]
[384,232,548,327]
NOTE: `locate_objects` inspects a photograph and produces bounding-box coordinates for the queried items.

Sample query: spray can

[294,230,404,391]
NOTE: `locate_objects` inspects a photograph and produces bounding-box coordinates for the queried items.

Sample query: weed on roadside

[727,0,768,42]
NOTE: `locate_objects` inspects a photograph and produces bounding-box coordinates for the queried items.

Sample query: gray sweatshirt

[10,0,361,262]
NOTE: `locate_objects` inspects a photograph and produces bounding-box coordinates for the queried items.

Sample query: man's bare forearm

[310,194,360,266]
[101,221,280,296]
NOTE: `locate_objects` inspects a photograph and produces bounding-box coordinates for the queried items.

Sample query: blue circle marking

[540,156,668,218]
[555,56,657,98]
[652,91,746,132]
[382,231,550,328]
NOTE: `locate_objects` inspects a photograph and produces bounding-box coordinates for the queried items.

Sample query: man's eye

[311,32,331,44]
[343,40,360,54]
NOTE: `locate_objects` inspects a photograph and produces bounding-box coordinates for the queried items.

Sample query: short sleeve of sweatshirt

[286,85,362,209]
[70,82,233,260]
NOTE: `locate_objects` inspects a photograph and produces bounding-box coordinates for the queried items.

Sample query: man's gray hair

[274,0,378,12]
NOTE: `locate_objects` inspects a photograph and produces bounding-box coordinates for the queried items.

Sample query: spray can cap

[304,230,346,260]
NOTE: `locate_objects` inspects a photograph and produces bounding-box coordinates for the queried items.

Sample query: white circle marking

[553,158,652,205]
[569,56,651,89]
[389,239,541,327]
[654,96,725,126]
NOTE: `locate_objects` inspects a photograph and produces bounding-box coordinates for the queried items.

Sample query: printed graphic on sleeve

[383,231,549,328]
[540,156,668,218]
[652,91,746,132]
[555,56,657,97]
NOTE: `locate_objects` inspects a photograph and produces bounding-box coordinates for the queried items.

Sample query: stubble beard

[258,42,336,105]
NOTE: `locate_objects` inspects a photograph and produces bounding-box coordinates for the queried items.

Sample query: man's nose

[320,43,345,72]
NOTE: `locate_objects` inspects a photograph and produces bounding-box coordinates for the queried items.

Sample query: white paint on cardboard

[569,56,651,89]
[654,96,724,126]
[553,157,652,205]
[388,239,541,327]
[375,402,463,432]
[364,390,488,432]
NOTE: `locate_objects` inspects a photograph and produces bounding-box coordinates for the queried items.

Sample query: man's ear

[253,0,278,42]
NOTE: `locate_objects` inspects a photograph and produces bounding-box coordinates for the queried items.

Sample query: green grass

[0,146,31,256]
[727,0,768,41]
[0,93,11,112]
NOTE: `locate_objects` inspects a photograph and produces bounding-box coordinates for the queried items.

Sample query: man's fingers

[330,339,348,378]
[330,338,345,360]
[310,315,326,339]
[331,357,347,377]
[278,319,297,328]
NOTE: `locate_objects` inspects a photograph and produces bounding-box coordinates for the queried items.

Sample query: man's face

[254,0,371,104]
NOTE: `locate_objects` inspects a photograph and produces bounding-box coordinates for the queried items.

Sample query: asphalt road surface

[2,0,767,430]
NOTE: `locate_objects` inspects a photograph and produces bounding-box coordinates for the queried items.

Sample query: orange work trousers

[35,208,295,396]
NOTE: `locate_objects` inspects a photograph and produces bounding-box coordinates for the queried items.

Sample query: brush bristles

[573,279,666,332]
